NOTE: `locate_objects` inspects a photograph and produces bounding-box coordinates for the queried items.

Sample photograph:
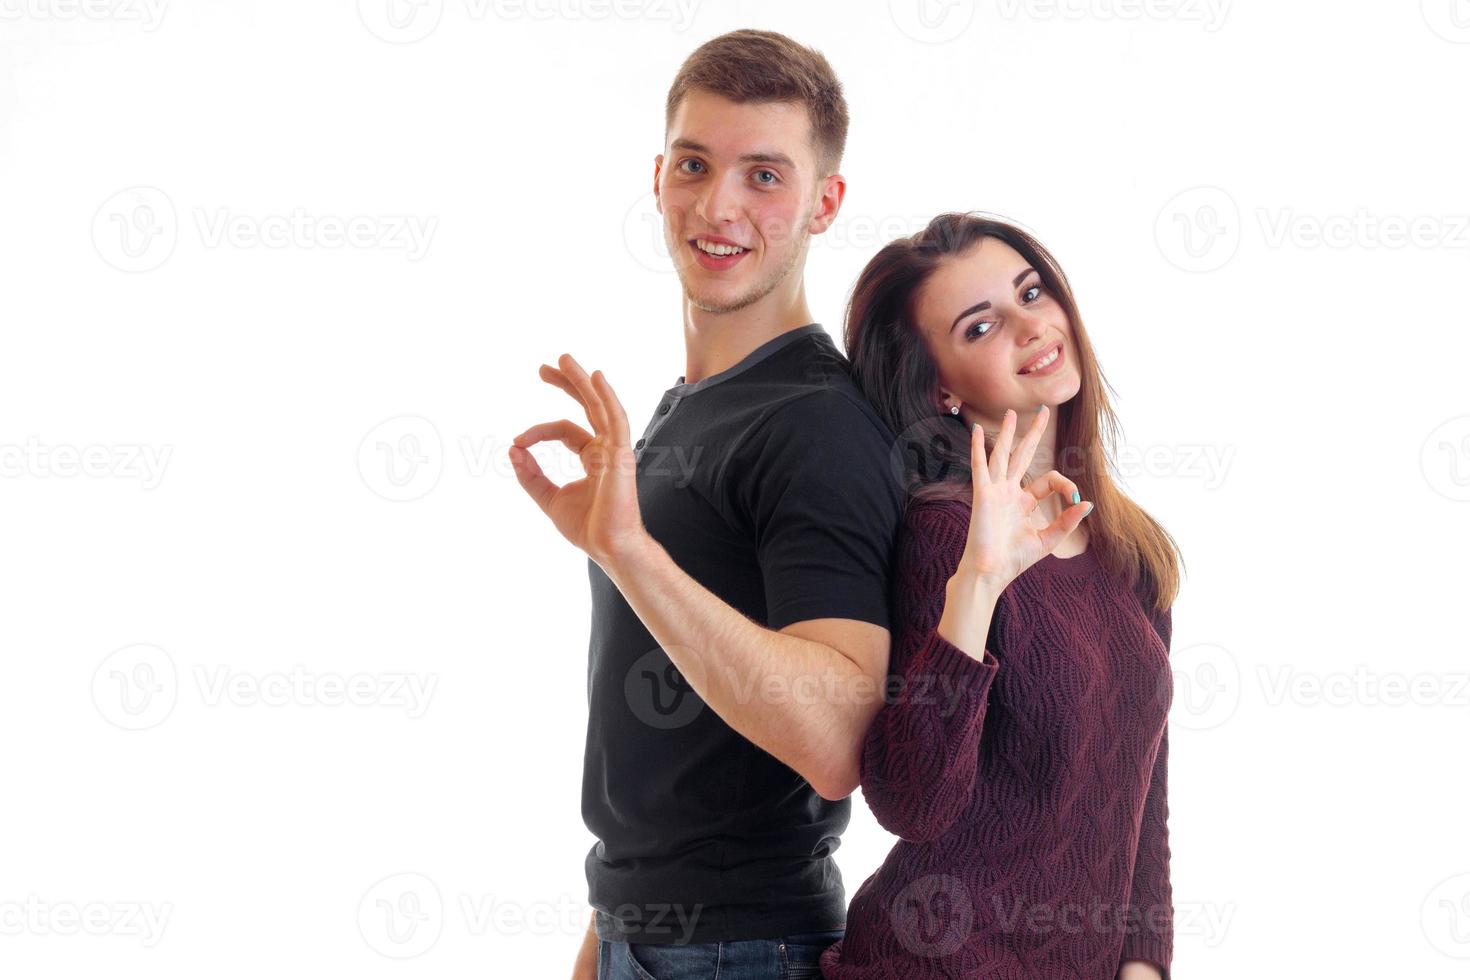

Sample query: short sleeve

[728,388,904,631]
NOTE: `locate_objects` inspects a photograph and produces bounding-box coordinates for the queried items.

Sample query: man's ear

[652,154,664,212]
[807,172,846,235]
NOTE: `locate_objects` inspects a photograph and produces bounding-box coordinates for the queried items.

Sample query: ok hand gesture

[955,405,1093,591]
[508,354,647,568]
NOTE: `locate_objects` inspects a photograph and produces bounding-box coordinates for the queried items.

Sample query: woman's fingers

[970,420,991,491]
[1035,500,1092,556]
[990,409,1016,482]
[1024,469,1080,508]
[1009,405,1048,483]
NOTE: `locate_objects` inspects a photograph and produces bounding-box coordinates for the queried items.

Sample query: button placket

[633,390,681,462]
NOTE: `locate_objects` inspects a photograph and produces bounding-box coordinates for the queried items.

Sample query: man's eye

[753,170,778,185]
[679,159,705,174]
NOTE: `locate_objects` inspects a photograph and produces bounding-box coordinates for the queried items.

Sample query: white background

[3,0,1468,977]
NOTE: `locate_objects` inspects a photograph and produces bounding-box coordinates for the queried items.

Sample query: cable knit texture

[821,498,1174,980]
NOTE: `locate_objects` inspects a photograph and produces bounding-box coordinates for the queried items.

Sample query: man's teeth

[695,238,746,256]
[1021,347,1060,373]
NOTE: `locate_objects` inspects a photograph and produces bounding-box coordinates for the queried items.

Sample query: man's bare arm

[600,532,889,800]
[510,354,891,800]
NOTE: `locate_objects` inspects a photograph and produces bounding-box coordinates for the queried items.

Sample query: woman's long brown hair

[844,212,1183,614]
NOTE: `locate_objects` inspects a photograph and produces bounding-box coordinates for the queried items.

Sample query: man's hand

[571,915,598,980]
[509,353,649,568]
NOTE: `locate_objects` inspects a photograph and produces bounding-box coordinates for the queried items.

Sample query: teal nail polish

[1072,491,1081,504]
[1037,405,1045,413]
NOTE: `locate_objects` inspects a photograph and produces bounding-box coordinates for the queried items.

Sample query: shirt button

[657,403,671,415]
[634,438,645,450]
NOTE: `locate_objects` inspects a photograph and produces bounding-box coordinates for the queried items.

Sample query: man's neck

[681,292,816,385]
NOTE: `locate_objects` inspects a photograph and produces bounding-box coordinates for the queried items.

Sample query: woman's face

[911,236,1082,425]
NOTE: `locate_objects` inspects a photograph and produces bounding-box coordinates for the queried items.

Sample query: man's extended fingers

[590,370,632,447]
[558,354,610,435]
[539,365,589,412]
[514,419,594,455]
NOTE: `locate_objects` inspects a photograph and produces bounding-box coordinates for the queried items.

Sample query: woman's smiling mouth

[1018,341,1064,376]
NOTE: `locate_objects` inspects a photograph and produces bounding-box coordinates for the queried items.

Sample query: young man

[508,30,903,980]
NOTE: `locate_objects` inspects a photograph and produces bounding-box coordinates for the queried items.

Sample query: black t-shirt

[582,323,904,944]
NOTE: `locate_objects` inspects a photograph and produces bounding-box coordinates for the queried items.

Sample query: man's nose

[695,175,741,225]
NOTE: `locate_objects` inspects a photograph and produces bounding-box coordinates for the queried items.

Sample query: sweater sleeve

[1120,605,1174,979]
[858,501,1001,844]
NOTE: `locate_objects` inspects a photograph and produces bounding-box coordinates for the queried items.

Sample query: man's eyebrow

[949,268,1039,333]
[670,138,796,169]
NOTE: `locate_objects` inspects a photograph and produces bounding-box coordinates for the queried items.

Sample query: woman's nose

[1013,308,1047,344]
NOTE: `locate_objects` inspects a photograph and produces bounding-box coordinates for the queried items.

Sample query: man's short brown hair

[665,29,849,177]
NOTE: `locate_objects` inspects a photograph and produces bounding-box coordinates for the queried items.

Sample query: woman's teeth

[695,238,746,256]
[1020,347,1060,374]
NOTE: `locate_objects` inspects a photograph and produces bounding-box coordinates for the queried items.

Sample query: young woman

[820,214,1183,980]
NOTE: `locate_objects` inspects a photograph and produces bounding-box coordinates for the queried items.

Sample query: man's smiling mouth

[693,237,748,256]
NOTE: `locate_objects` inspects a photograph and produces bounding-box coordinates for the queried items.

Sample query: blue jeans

[597,929,844,980]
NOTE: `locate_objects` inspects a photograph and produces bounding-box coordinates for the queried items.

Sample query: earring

[949,404,960,416]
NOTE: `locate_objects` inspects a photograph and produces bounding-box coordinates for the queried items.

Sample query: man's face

[655,88,830,315]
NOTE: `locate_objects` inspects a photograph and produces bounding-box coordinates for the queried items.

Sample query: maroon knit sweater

[821,498,1175,980]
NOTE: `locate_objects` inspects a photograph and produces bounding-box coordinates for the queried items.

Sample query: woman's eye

[965,321,992,341]
[1022,284,1042,302]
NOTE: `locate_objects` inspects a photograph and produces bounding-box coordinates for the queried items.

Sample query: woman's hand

[954,405,1092,592]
